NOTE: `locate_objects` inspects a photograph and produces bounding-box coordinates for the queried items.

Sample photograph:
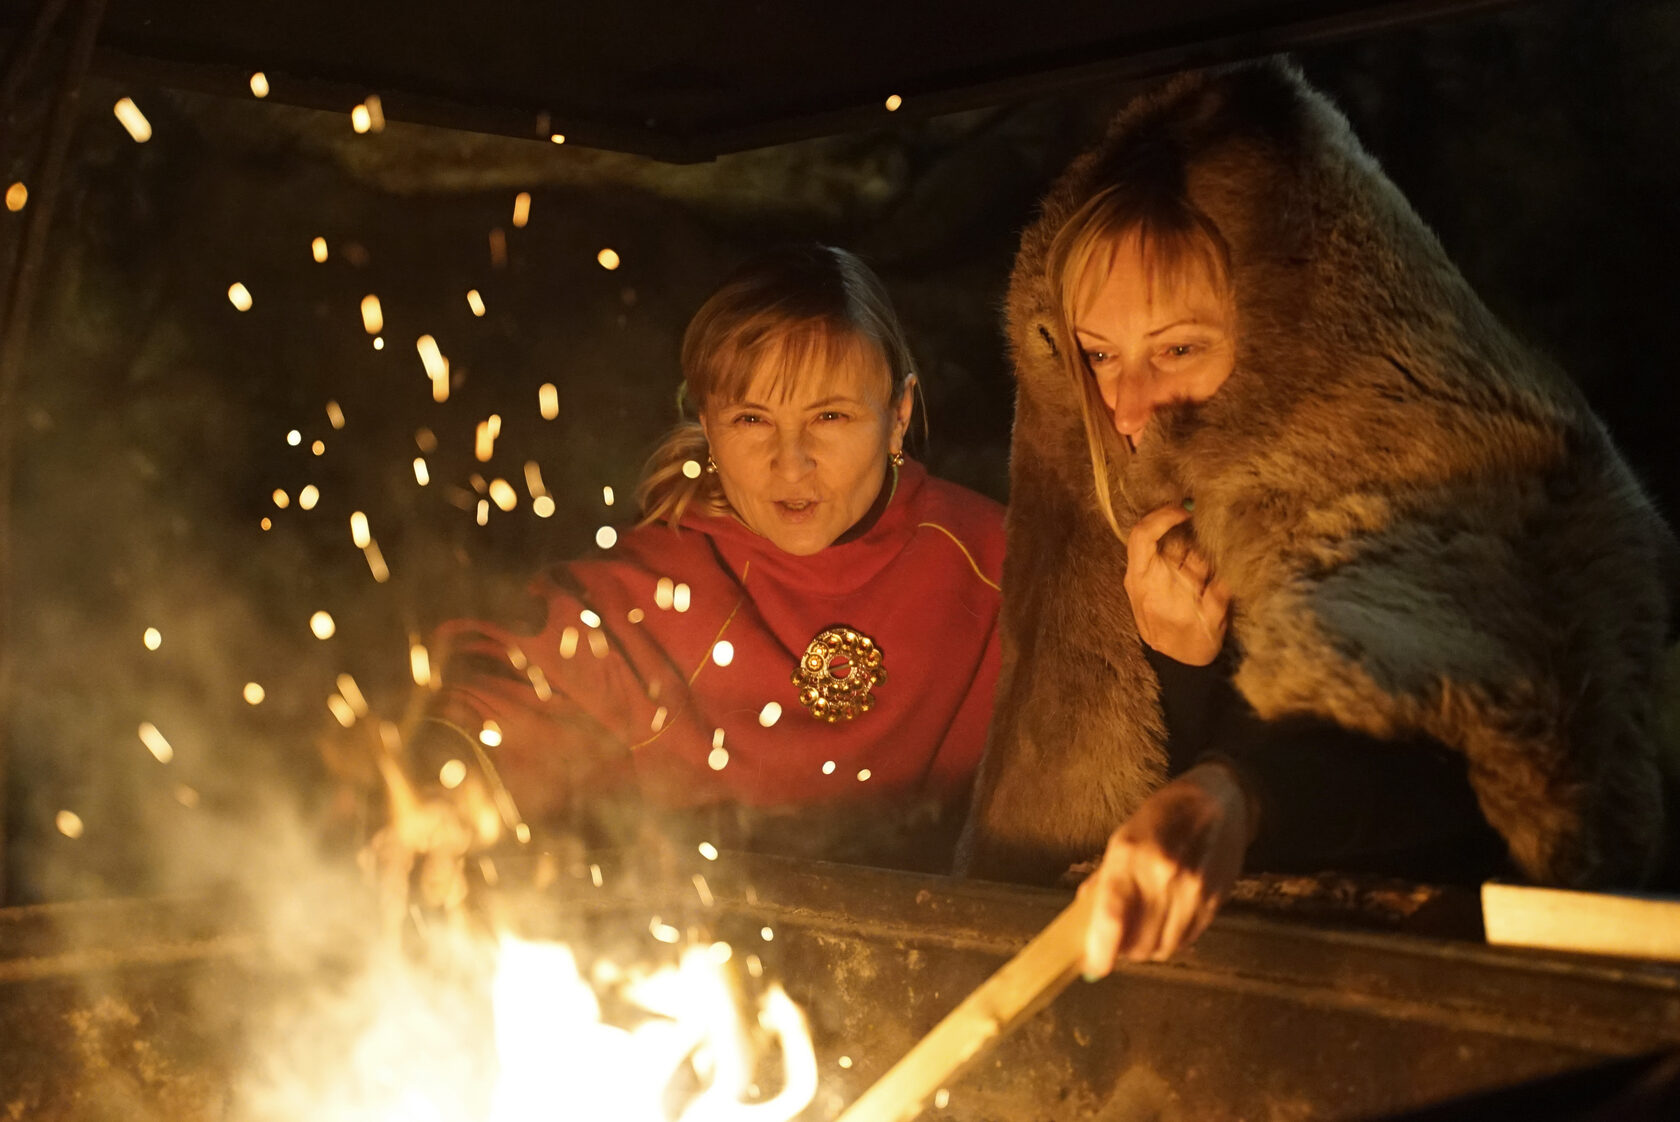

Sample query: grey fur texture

[961,60,1679,888]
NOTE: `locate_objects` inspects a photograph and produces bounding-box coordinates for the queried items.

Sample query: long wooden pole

[833,890,1094,1122]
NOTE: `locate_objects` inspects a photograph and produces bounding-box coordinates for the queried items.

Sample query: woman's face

[701,338,911,557]
[1073,231,1236,447]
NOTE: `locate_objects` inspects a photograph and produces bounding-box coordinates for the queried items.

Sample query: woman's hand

[1078,761,1255,974]
[1124,504,1231,666]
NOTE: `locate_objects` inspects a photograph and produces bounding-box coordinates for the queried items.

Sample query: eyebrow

[728,395,867,411]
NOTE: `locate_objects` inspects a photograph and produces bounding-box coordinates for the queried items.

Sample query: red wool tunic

[428,461,1004,852]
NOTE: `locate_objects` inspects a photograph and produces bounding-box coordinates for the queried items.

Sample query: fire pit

[4,855,1679,1120]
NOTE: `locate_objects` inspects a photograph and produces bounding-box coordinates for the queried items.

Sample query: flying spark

[364,94,385,131]
[298,484,320,510]
[351,104,371,133]
[550,133,566,144]
[410,642,431,687]
[712,640,734,667]
[602,485,614,506]
[250,72,270,98]
[476,499,489,525]
[272,489,290,509]
[360,294,384,334]
[413,457,430,486]
[326,400,345,429]
[822,760,836,775]
[595,526,617,549]
[311,440,325,456]
[350,511,371,548]
[363,542,389,582]
[327,694,356,728]
[579,609,602,628]
[758,701,782,727]
[336,673,368,717]
[56,811,84,839]
[439,759,468,789]
[708,745,729,771]
[480,721,503,747]
[857,769,872,782]
[139,722,174,764]
[532,495,554,517]
[416,427,437,452]
[539,383,559,420]
[885,93,903,111]
[489,228,507,268]
[597,248,621,270]
[143,627,162,651]
[673,583,692,612]
[286,430,301,446]
[560,627,579,659]
[512,191,531,228]
[374,336,385,350]
[467,289,486,316]
[311,236,328,262]
[243,682,265,705]
[523,461,547,499]
[489,479,517,512]
[681,459,702,479]
[698,842,719,861]
[655,577,674,610]
[228,282,253,311]
[4,182,25,211]
[113,97,152,142]
[310,610,336,639]
[761,926,774,942]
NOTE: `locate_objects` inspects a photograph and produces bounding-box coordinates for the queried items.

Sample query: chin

[768,531,836,557]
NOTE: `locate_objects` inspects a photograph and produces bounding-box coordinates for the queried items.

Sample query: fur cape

[960,60,1679,889]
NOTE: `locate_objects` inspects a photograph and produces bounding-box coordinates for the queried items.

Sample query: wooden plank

[833,890,1094,1122]
[1482,882,1680,962]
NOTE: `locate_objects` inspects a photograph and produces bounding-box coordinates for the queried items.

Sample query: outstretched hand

[1124,504,1231,666]
[1078,761,1254,973]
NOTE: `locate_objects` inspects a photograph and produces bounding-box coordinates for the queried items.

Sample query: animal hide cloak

[961,61,1679,889]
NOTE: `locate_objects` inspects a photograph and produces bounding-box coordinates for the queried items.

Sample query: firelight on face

[1074,230,1236,443]
[701,336,910,557]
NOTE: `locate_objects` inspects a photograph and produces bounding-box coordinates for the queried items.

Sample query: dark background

[1,0,1675,903]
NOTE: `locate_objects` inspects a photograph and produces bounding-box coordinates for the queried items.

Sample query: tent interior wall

[0,0,1676,909]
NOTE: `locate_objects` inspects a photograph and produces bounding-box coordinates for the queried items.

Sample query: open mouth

[774,499,819,520]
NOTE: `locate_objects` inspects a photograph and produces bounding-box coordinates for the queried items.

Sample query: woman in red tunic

[420,246,1004,870]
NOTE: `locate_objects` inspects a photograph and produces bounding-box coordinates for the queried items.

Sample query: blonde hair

[638,246,918,528]
[1045,181,1232,540]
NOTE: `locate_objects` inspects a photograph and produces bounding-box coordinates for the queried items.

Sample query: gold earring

[889,449,905,468]
[705,456,719,474]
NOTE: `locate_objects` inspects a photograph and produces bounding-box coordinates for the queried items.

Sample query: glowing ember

[311,440,325,456]
[243,681,266,705]
[272,489,290,509]
[113,97,152,142]
[655,577,675,610]
[4,182,25,211]
[55,810,83,839]
[821,760,836,775]
[602,485,615,506]
[298,484,320,510]
[650,705,668,731]
[838,1055,853,1069]
[351,104,371,133]
[681,459,702,479]
[698,842,719,861]
[489,478,517,511]
[364,541,390,583]
[579,609,602,628]
[350,511,371,548]
[249,71,270,98]
[550,133,566,144]
[327,694,356,728]
[467,289,486,316]
[374,336,385,351]
[360,294,384,334]
[597,247,621,270]
[596,526,618,549]
[260,517,272,531]
[480,720,503,747]
[758,702,782,727]
[336,673,369,717]
[475,419,497,462]
[707,745,729,771]
[413,458,430,486]
[139,721,174,763]
[761,926,774,942]
[327,400,345,429]
[857,769,872,782]
[673,583,692,613]
[477,499,490,526]
[512,191,531,228]
[311,236,328,262]
[438,759,468,789]
[532,495,555,518]
[711,640,734,667]
[560,627,580,659]
[228,282,253,311]
[539,383,560,420]
[143,626,162,651]
[885,93,903,111]
[410,642,432,687]
[310,610,336,639]
[523,461,547,499]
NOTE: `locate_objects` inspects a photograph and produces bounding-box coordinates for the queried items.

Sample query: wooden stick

[1482,882,1680,961]
[833,890,1094,1122]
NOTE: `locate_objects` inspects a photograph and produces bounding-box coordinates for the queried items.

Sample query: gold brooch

[793,626,885,722]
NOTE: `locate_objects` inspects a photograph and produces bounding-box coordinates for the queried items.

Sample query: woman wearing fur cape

[959,60,1679,932]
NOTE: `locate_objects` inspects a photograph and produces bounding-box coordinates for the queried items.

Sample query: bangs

[1069,214,1230,324]
[705,319,892,407]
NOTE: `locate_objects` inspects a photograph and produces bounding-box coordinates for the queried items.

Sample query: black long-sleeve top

[1145,647,1511,884]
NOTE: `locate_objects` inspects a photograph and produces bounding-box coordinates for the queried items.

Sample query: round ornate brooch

[792,625,885,722]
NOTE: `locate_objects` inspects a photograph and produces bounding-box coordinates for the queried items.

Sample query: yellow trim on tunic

[917,521,1002,592]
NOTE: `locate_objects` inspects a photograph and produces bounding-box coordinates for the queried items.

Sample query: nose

[1107,369,1157,440]
[770,427,816,481]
